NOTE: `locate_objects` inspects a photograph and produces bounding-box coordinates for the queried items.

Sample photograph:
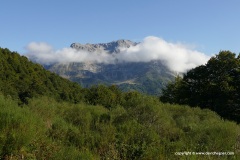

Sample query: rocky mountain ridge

[43,40,175,95]
[70,39,138,53]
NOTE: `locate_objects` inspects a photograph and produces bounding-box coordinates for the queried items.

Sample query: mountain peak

[70,39,137,53]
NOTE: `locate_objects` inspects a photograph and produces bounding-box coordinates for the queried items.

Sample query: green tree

[160,76,186,104]
[160,51,240,122]
[84,85,123,109]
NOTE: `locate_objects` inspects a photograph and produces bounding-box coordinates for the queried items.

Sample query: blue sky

[1,0,240,55]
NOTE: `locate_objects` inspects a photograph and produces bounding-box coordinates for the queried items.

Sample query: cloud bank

[25,42,115,64]
[25,36,210,72]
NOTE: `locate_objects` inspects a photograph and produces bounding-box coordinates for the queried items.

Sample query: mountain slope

[0,47,83,104]
[43,40,175,95]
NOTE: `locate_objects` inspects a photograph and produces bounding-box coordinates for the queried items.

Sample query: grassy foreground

[0,93,239,159]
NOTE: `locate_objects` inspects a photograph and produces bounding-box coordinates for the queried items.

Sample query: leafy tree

[83,85,123,109]
[160,51,240,122]
[160,76,186,104]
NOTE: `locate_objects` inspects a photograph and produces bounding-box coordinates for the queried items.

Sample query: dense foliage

[1,93,239,159]
[0,48,83,104]
[1,48,240,159]
[160,51,240,122]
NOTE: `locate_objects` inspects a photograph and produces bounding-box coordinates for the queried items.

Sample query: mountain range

[40,40,176,95]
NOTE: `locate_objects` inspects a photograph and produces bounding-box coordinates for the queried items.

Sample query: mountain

[70,39,137,53]
[42,40,176,95]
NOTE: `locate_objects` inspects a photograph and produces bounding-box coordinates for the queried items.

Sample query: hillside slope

[0,48,83,104]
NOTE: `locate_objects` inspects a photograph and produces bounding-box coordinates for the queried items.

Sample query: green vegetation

[1,93,239,159]
[0,48,83,104]
[160,51,240,122]
[118,74,170,95]
[0,48,240,159]
[48,59,174,96]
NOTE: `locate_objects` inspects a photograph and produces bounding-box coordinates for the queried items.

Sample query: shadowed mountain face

[43,40,175,95]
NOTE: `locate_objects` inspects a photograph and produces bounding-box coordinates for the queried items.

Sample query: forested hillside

[0,48,240,159]
[0,48,83,104]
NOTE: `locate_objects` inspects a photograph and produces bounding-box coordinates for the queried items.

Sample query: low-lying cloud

[25,42,115,64]
[25,36,210,72]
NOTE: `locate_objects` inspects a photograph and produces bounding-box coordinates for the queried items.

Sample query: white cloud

[116,36,210,72]
[25,36,210,72]
[25,42,115,65]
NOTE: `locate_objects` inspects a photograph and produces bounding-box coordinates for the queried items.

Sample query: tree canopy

[160,51,240,122]
[0,48,84,104]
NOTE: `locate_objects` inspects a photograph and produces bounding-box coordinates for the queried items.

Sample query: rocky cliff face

[43,40,175,95]
[70,40,137,53]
